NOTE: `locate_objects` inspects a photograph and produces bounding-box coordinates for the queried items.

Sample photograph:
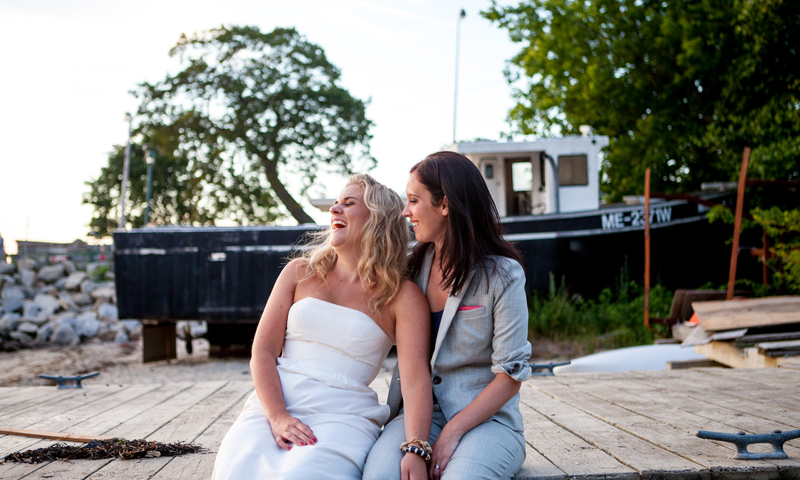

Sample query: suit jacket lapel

[430,269,475,368]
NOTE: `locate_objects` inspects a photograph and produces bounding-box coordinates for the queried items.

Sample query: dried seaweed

[1,438,203,464]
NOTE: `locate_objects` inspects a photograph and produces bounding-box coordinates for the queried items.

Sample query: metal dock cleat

[38,372,100,389]
[529,361,571,376]
[697,429,800,460]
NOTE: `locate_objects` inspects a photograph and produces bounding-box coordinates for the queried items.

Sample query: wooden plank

[87,382,252,479]
[666,359,726,370]
[0,385,128,430]
[0,428,112,442]
[735,332,800,347]
[0,384,162,456]
[514,443,568,480]
[148,390,251,480]
[531,378,774,475]
[549,376,800,473]
[520,383,709,479]
[693,296,800,331]
[620,370,800,428]
[100,381,227,440]
[0,387,87,421]
[517,387,640,480]
[13,382,228,480]
[757,339,800,351]
[0,382,199,458]
[694,342,780,368]
[0,382,196,480]
[688,366,800,389]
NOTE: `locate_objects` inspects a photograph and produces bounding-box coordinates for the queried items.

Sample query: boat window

[558,155,588,186]
[511,162,533,192]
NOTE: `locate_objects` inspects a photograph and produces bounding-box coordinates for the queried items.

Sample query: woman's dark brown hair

[408,151,522,294]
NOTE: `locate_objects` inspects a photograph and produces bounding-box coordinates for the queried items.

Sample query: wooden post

[727,147,750,300]
[763,228,769,288]
[644,168,651,329]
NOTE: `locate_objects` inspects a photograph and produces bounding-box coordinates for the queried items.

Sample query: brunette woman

[363,152,532,479]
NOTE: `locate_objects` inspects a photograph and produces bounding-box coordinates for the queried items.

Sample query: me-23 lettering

[601,206,672,230]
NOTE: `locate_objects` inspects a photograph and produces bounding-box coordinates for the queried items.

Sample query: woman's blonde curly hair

[298,174,409,316]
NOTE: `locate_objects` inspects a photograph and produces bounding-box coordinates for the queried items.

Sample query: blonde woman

[213,174,433,480]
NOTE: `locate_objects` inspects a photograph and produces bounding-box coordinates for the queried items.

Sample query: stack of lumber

[682,296,800,368]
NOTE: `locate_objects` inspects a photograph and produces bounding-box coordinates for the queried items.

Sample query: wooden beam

[727,147,750,300]
[644,167,651,329]
[0,427,113,442]
[692,295,800,331]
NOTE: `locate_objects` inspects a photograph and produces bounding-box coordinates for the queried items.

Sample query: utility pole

[119,113,132,229]
[453,8,466,144]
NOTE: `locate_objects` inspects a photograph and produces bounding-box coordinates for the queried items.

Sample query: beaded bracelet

[400,437,432,455]
[402,445,431,463]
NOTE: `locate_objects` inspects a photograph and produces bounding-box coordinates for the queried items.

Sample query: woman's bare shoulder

[394,279,427,307]
[280,258,310,283]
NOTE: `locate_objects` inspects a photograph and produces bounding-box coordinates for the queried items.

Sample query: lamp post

[144,149,156,226]
[453,8,466,144]
[119,113,132,229]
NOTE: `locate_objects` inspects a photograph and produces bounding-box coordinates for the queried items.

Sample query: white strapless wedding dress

[212,297,393,480]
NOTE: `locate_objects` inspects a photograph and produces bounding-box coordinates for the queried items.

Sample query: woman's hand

[269,413,316,450]
[428,425,463,479]
[401,452,428,480]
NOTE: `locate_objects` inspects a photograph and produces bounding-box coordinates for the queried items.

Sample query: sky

[0,0,523,254]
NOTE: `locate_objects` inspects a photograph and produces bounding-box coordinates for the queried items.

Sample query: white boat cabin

[449,135,609,216]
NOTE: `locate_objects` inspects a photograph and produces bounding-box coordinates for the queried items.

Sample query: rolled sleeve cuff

[491,360,532,382]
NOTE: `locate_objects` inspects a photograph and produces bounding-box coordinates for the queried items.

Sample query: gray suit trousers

[363,405,525,480]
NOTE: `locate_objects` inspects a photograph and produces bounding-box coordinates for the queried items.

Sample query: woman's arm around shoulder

[391,280,432,480]
[250,258,316,450]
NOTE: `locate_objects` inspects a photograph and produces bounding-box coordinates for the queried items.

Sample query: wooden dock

[0,367,798,479]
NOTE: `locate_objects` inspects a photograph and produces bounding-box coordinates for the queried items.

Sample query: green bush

[528,272,673,351]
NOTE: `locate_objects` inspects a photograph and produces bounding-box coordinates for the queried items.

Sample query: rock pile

[0,258,141,352]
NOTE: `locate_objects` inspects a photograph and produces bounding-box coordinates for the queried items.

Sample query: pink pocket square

[458,305,483,311]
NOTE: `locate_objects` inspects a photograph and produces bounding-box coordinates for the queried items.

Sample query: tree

[483,0,799,201]
[83,128,279,237]
[85,25,374,234]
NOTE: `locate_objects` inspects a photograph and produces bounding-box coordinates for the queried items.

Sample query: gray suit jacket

[386,249,532,432]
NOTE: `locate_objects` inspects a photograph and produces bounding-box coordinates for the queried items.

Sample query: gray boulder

[0,263,16,275]
[90,285,115,301]
[20,269,36,288]
[98,322,123,342]
[23,294,60,324]
[63,261,77,274]
[16,321,39,335]
[36,322,54,342]
[64,272,88,291]
[53,277,69,290]
[57,291,79,311]
[72,292,92,306]
[97,303,118,321]
[40,285,58,296]
[17,257,37,271]
[0,313,21,337]
[121,319,142,334]
[51,322,80,347]
[77,316,100,338]
[81,280,100,295]
[114,328,129,343]
[9,331,33,343]
[37,264,65,284]
[1,287,25,312]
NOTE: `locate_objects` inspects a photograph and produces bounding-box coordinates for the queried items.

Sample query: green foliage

[528,272,673,350]
[707,204,800,294]
[85,25,374,235]
[483,0,800,201]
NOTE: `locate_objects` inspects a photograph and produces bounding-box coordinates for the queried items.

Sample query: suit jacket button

[432,376,442,385]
